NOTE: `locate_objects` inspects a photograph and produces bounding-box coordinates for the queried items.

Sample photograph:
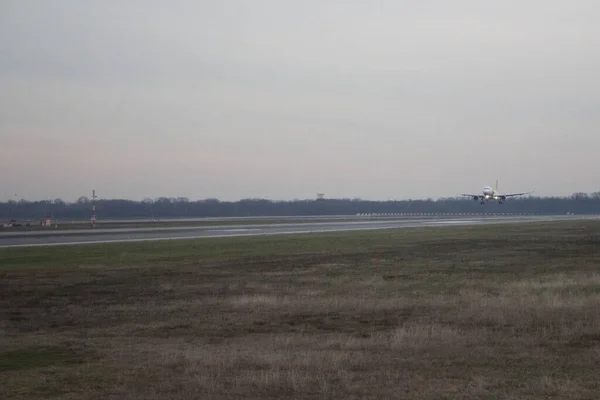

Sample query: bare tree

[571,192,589,200]
[142,198,155,220]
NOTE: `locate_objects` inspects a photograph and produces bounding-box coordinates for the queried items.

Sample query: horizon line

[3,194,594,204]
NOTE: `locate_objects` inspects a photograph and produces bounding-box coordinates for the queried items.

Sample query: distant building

[317,193,325,200]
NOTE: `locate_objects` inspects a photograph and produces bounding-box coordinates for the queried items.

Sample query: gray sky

[2,1,599,202]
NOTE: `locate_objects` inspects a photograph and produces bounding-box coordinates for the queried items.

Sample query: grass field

[2,220,600,399]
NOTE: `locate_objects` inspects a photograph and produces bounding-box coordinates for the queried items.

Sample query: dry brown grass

[2,220,600,399]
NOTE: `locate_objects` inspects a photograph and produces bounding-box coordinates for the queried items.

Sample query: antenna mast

[91,189,97,227]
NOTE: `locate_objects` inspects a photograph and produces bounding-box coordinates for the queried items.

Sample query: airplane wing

[503,191,534,197]
[461,194,481,198]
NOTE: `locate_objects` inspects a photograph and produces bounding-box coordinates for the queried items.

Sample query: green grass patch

[0,346,81,372]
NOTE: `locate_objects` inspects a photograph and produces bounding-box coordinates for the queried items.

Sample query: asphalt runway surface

[0,215,597,248]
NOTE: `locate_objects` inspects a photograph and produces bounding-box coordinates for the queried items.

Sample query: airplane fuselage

[478,186,507,203]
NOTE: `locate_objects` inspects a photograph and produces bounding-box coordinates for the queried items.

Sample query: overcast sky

[1,1,599,202]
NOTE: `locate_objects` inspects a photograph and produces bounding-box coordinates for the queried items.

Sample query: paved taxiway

[0,215,597,248]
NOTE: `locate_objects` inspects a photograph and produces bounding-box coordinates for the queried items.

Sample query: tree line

[1,193,600,220]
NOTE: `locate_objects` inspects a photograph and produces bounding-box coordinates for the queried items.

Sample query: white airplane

[461,180,533,205]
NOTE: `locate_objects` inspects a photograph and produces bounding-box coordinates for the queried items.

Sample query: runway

[0,215,597,248]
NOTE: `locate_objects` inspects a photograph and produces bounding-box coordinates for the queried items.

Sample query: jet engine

[473,196,479,201]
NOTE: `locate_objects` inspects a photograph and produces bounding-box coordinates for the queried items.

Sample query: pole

[91,189,97,227]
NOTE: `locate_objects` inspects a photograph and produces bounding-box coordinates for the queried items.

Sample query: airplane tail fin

[495,180,499,192]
